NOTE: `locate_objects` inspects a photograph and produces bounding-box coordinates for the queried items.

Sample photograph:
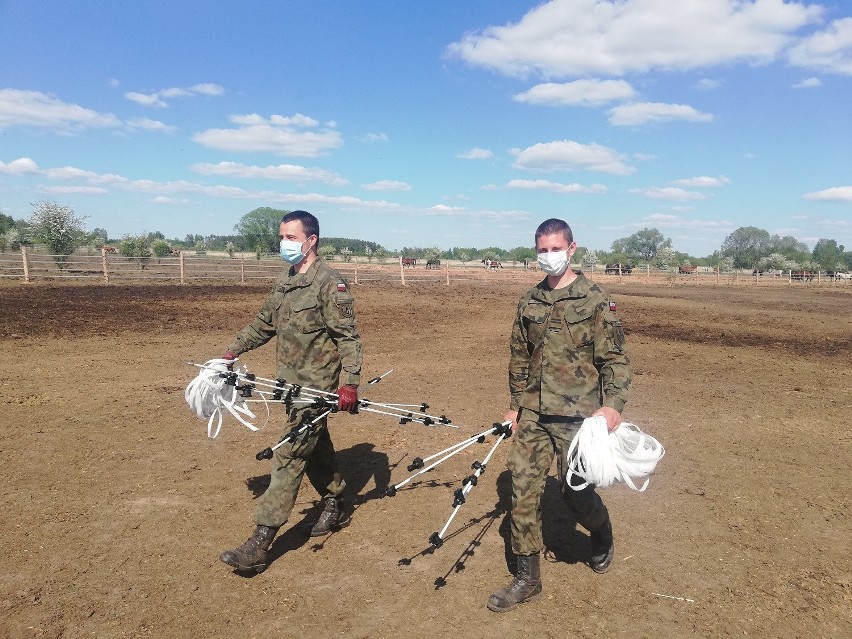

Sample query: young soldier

[219,210,362,573]
[488,218,632,612]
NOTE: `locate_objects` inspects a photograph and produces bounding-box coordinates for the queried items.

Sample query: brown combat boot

[219,525,278,573]
[589,520,615,573]
[487,553,542,612]
[309,496,351,537]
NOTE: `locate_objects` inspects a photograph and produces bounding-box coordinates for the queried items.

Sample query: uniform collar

[285,257,321,287]
[535,271,591,302]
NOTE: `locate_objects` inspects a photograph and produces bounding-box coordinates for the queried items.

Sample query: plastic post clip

[452,488,466,507]
[429,532,444,548]
[406,457,424,472]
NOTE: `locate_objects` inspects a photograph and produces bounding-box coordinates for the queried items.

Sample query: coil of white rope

[566,416,665,492]
[184,358,258,438]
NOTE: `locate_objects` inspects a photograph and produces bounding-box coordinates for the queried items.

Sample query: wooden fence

[1,247,850,288]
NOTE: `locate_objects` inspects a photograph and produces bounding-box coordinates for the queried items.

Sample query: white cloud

[512,139,635,175]
[802,186,852,201]
[642,213,734,229]
[190,161,348,185]
[362,180,411,191]
[457,148,494,160]
[792,76,822,88]
[0,89,121,132]
[193,113,343,157]
[361,132,389,143]
[696,78,723,90]
[126,118,178,134]
[445,0,822,78]
[788,17,852,75]
[423,205,531,220]
[0,157,39,174]
[39,185,107,194]
[609,102,714,126]
[670,175,730,187]
[513,79,635,106]
[629,186,708,201]
[505,179,607,194]
[125,83,225,108]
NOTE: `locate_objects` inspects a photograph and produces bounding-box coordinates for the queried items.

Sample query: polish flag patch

[609,300,617,312]
[337,283,347,292]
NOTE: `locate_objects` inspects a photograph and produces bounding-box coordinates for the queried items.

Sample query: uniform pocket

[522,302,549,347]
[291,299,325,333]
[564,306,595,347]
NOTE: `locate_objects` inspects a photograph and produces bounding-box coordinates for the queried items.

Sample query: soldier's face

[536,232,576,258]
[280,220,317,253]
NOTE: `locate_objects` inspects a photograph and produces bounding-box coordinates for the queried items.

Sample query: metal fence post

[400,255,406,286]
[179,251,185,285]
[240,255,245,285]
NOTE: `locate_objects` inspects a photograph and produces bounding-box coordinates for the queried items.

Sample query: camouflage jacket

[509,272,631,417]
[228,259,362,391]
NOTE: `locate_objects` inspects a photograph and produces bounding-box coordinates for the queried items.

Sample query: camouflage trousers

[508,408,610,555]
[253,406,346,528]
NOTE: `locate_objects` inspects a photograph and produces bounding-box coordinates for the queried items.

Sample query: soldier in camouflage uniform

[488,218,632,612]
[219,210,363,573]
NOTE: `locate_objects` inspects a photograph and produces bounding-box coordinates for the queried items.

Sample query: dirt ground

[1,278,850,639]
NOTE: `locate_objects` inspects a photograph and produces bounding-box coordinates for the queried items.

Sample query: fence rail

[1,247,850,288]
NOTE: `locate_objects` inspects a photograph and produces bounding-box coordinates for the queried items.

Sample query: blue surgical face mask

[280,238,307,264]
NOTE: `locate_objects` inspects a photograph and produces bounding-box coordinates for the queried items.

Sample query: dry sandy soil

[1,277,850,639]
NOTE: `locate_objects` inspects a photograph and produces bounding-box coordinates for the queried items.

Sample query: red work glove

[223,349,237,370]
[336,384,359,413]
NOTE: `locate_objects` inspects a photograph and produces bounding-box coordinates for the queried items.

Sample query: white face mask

[537,250,570,276]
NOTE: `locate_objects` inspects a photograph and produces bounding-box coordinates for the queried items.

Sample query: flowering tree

[28,201,87,267]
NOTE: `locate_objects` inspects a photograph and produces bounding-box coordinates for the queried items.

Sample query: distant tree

[717,256,735,272]
[721,226,772,268]
[611,228,671,262]
[194,239,207,255]
[0,212,18,234]
[757,253,787,271]
[340,247,352,263]
[364,246,374,262]
[119,234,152,270]
[374,247,387,263]
[28,201,88,268]
[654,246,676,270]
[235,207,287,255]
[318,245,336,261]
[226,241,236,258]
[812,238,845,271]
[151,239,171,257]
[583,249,599,270]
[769,234,809,259]
[90,228,109,246]
[842,251,852,270]
[4,228,23,251]
[459,252,470,264]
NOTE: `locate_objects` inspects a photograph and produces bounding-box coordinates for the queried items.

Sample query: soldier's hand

[503,409,519,433]
[336,384,358,412]
[593,407,622,432]
[223,349,237,371]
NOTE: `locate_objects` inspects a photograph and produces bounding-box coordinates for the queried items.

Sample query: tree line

[1,203,849,273]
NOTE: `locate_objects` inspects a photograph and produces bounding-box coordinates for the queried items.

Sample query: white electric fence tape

[184,358,258,438]
[566,416,665,492]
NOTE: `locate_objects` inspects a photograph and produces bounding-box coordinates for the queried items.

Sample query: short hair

[281,210,320,241]
[535,218,573,244]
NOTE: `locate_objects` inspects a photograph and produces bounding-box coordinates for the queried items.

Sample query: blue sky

[1,0,850,256]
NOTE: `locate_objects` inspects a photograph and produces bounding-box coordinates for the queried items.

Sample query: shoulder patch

[337,282,347,292]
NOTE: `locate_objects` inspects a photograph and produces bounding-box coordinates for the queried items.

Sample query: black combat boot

[487,553,542,612]
[589,520,615,573]
[219,525,278,573]
[309,496,351,537]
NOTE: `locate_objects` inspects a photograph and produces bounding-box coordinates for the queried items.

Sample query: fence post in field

[399,255,406,286]
[353,256,358,285]
[446,259,450,285]
[715,267,720,286]
[179,251,185,285]
[646,264,650,281]
[21,245,30,283]
[240,255,245,285]
[101,247,110,284]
